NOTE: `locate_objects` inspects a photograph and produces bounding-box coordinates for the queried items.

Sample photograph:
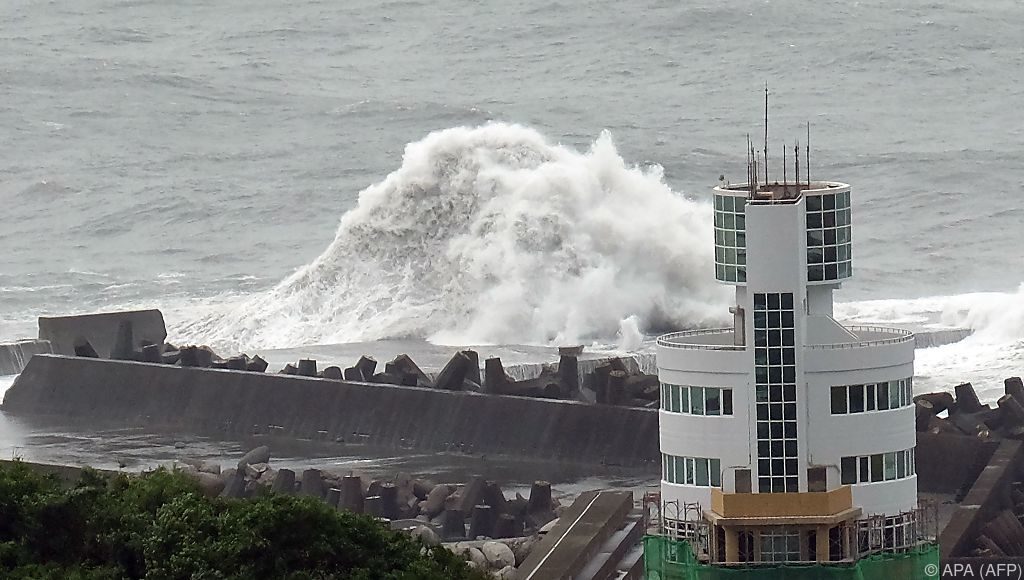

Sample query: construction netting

[643,536,940,580]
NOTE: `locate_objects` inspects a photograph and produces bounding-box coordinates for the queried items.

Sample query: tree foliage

[0,462,485,580]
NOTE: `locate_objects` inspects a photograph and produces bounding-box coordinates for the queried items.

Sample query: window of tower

[754,292,799,493]
[661,454,722,487]
[759,531,801,562]
[830,379,914,415]
[840,448,916,484]
[806,190,852,282]
[660,383,734,416]
[714,194,746,283]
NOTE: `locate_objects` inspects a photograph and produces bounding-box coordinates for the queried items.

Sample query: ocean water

[2,0,1023,406]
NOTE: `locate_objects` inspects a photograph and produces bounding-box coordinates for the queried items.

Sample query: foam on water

[178,123,729,351]
[0,375,15,400]
[836,284,1024,399]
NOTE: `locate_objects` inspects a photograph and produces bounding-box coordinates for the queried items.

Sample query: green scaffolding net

[643,536,940,580]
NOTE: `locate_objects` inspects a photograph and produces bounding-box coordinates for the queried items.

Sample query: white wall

[852,476,918,515]
[744,201,807,291]
[661,482,716,515]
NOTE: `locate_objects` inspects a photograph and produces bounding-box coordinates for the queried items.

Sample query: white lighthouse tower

[650,157,933,568]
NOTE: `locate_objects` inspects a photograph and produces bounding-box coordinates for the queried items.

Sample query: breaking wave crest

[836,284,1024,399]
[179,123,730,351]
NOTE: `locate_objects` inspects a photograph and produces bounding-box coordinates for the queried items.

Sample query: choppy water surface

[1,0,1023,471]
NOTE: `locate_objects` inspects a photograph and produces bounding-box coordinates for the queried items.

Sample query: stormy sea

[1,0,1022,486]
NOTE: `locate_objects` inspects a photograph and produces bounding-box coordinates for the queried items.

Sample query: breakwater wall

[0,340,52,375]
[3,355,660,467]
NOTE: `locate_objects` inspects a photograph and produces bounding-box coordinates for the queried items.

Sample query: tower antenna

[794,140,800,193]
[764,84,769,186]
[806,122,811,188]
[782,142,788,196]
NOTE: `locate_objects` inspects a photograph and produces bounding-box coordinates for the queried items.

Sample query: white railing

[807,325,914,350]
[656,329,746,351]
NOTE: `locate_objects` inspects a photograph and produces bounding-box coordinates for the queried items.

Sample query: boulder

[411,525,441,547]
[482,541,515,569]
[198,461,221,475]
[494,565,516,579]
[339,475,365,513]
[193,471,225,497]
[468,504,494,539]
[141,343,162,363]
[246,355,269,373]
[244,462,270,480]
[356,356,378,380]
[219,471,246,499]
[271,468,296,494]
[527,481,552,513]
[237,446,271,470]
[465,547,487,569]
[435,352,473,391]
[390,354,432,387]
[74,339,100,358]
[297,359,318,377]
[484,358,512,394]
[300,469,325,498]
[423,484,452,517]
[39,309,166,358]
[0,339,53,375]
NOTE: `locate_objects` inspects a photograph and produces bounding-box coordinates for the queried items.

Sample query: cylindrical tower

[656,180,918,564]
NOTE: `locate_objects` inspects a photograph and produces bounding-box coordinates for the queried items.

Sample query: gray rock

[410,525,441,546]
[482,541,515,569]
[237,445,271,470]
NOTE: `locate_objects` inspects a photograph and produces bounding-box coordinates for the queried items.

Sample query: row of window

[806,190,850,212]
[661,384,734,415]
[806,192,852,283]
[831,379,914,414]
[714,194,747,284]
[840,448,916,484]
[662,454,722,487]
[755,292,800,494]
[760,531,801,563]
[809,261,853,281]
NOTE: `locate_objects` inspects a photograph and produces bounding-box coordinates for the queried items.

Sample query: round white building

[656,179,920,564]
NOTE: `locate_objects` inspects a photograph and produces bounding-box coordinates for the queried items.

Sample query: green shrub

[0,462,485,580]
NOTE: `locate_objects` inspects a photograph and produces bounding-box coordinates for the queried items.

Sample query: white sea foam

[0,375,16,400]
[837,284,1024,399]
[178,123,729,351]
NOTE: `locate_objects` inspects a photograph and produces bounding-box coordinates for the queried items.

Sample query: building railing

[657,329,746,351]
[806,326,914,350]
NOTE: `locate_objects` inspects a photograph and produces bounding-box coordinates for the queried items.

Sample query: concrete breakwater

[3,354,660,467]
[0,339,52,375]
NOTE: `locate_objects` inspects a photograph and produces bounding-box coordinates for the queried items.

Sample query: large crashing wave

[180,123,730,350]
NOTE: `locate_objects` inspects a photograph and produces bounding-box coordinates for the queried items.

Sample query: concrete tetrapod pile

[914,377,1024,441]
[44,309,660,408]
[175,446,566,577]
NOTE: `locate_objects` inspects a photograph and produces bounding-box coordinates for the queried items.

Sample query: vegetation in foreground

[0,461,486,580]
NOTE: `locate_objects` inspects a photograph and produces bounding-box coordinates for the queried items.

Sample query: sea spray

[176,123,730,351]
[836,284,1024,398]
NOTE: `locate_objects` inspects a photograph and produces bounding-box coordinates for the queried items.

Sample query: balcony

[657,329,745,351]
[806,325,914,350]
[803,325,915,373]
[709,486,861,525]
[657,329,748,376]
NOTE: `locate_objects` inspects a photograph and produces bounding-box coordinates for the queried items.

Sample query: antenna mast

[794,141,800,193]
[806,122,811,188]
[783,143,788,196]
[764,84,769,186]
